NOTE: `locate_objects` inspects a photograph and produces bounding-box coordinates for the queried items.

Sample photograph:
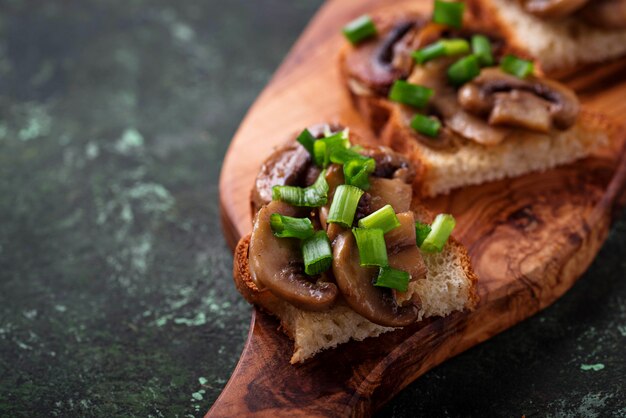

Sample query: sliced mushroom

[389,245,427,284]
[521,0,588,18]
[361,146,416,183]
[249,201,338,311]
[389,245,427,306]
[344,18,423,96]
[333,231,419,327]
[458,68,579,132]
[578,0,626,29]
[407,58,512,146]
[368,177,413,212]
[385,212,417,254]
[251,143,311,214]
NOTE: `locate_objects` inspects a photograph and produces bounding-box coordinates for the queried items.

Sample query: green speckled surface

[0,1,623,417]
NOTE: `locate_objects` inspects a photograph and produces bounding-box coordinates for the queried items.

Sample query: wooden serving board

[211,0,626,416]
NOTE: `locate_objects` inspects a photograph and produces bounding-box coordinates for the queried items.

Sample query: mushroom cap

[344,16,426,96]
[332,231,419,327]
[457,68,580,133]
[249,201,339,311]
[407,58,511,146]
[251,143,311,215]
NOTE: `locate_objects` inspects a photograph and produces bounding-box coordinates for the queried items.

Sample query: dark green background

[0,1,624,416]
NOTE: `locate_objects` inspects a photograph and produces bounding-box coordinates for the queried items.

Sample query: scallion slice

[374,266,410,292]
[272,170,329,207]
[296,128,316,155]
[329,146,365,165]
[410,114,441,137]
[313,140,328,167]
[352,227,388,267]
[447,54,481,86]
[412,39,470,64]
[420,214,456,253]
[269,213,314,239]
[327,184,364,227]
[388,80,434,108]
[471,35,494,67]
[500,55,534,78]
[313,131,350,167]
[433,0,465,29]
[358,204,400,233]
[302,231,333,275]
[344,157,375,190]
[343,15,377,45]
[415,221,432,247]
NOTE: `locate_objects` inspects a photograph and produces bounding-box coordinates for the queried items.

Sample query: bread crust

[466,0,626,76]
[381,104,619,197]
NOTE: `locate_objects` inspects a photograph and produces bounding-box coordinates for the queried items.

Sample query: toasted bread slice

[340,12,613,197]
[381,109,610,197]
[234,230,477,364]
[236,130,479,364]
[467,0,626,75]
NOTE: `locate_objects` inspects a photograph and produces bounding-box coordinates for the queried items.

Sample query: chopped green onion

[388,81,434,108]
[344,157,376,190]
[410,114,441,137]
[420,214,456,253]
[433,0,465,29]
[269,214,314,239]
[343,15,377,45]
[313,131,350,167]
[471,35,494,67]
[358,204,400,233]
[296,129,316,155]
[500,55,534,78]
[415,221,432,247]
[302,231,333,275]
[352,227,388,267]
[313,140,328,167]
[327,185,364,227]
[272,170,328,207]
[329,146,365,165]
[447,54,481,86]
[412,39,470,64]
[374,266,410,292]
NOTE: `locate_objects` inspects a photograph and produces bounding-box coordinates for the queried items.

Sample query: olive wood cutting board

[210,0,626,416]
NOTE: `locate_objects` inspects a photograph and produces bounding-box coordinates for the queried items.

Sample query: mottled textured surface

[0,1,623,417]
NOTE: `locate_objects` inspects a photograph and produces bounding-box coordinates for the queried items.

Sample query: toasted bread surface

[234,226,477,364]
[467,0,626,75]
[381,109,611,197]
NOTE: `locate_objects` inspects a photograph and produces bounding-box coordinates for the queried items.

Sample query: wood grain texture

[212,0,626,416]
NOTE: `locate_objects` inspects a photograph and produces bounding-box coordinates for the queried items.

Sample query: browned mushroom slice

[578,0,626,29]
[408,58,511,146]
[344,18,422,96]
[333,231,419,327]
[388,245,427,284]
[361,146,417,183]
[251,143,311,214]
[521,0,588,18]
[368,177,412,212]
[458,68,580,132]
[248,201,338,311]
[385,212,417,253]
